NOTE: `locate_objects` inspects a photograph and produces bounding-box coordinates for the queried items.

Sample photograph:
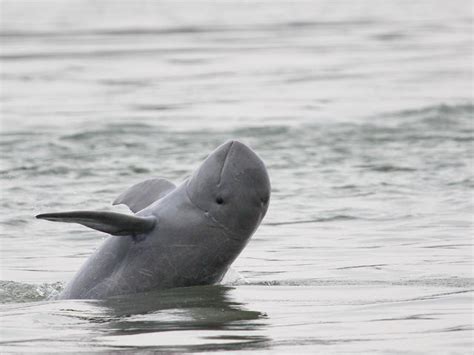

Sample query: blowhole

[216,197,224,205]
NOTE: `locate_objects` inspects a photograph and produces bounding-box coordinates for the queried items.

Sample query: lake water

[0,0,473,353]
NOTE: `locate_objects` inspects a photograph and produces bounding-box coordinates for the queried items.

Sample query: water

[0,0,473,353]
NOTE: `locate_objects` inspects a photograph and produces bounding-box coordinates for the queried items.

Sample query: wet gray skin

[36,141,271,299]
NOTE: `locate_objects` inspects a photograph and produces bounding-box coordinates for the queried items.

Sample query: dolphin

[36,140,271,299]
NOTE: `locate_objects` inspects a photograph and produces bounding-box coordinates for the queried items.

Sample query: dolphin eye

[216,196,224,205]
[261,196,269,204]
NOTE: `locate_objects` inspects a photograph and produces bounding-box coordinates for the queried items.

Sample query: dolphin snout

[222,139,253,160]
[218,140,248,173]
[221,139,248,152]
[222,140,270,193]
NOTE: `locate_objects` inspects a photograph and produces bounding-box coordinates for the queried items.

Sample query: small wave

[389,103,473,135]
[372,31,406,41]
[0,48,186,61]
[285,19,377,29]
[231,125,291,137]
[355,164,416,173]
[220,268,249,286]
[446,178,474,188]
[132,104,184,111]
[0,164,71,178]
[244,277,474,288]
[264,215,355,226]
[395,103,473,119]
[60,124,158,140]
[0,26,223,40]
[1,217,29,227]
[0,20,379,41]
[336,264,388,270]
[0,281,64,304]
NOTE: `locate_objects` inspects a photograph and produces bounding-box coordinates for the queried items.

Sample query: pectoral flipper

[36,211,156,236]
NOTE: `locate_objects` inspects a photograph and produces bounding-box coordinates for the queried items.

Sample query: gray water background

[0,0,473,353]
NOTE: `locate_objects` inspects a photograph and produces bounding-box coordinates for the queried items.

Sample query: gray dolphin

[36,140,270,299]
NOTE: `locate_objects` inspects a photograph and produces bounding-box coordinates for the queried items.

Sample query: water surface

[0,0,473,353]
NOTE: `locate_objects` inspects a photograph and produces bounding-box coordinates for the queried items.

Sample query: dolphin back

[113,178,176,212]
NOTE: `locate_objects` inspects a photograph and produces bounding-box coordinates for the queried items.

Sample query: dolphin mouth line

[217,140,234,186]
[184,181,242,241]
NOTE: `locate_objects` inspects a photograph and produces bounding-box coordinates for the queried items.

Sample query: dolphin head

[186,140,271,240]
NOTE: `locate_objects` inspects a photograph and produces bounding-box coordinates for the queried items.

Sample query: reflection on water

[1,285,269,352]
[100,286,268,351]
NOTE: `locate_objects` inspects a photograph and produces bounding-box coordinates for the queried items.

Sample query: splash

[0,280,64,303]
